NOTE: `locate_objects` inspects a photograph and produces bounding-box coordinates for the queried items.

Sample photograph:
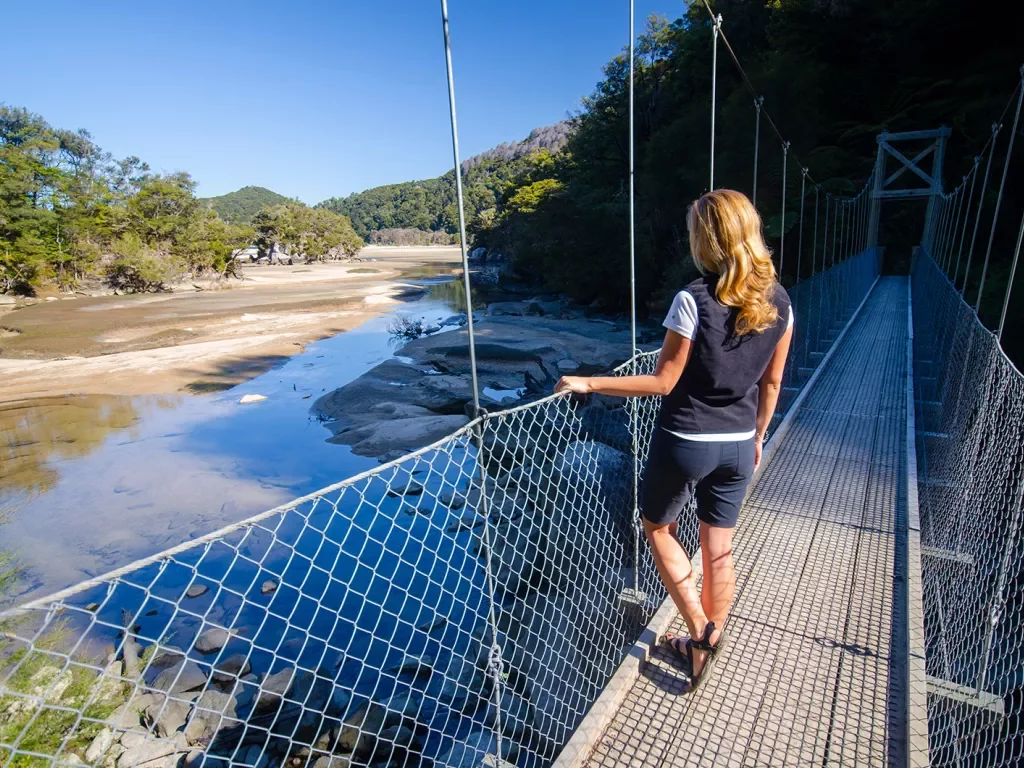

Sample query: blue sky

[3,0,676,203]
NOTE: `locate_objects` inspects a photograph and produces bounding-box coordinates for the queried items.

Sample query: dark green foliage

[476,0,1019,316]
[317,123,570,241]
[0,106,253,293]
[201,185,291,224]
[252,203,362,260]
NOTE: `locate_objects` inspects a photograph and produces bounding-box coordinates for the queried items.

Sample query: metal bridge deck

[584,277,909,767]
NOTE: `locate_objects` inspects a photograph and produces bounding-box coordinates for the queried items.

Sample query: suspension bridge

[2,3,1024,768]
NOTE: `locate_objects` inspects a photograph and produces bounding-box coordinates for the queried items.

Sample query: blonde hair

[687,188,779,336]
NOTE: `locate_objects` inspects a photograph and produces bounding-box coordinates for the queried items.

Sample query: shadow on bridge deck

[582,277,911,767]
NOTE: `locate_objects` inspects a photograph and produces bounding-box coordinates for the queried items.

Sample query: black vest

[659,275,791,435]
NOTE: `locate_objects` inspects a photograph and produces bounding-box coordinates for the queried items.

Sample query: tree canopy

[471,0,1020,318]
[317,122,571,241]
[0,110,363,294]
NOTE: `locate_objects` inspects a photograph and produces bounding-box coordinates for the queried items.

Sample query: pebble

[185,584,208,599]
[261,579,278,595]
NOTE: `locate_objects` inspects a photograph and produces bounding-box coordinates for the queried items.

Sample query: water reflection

[1,395,178,496]
[0,286,471,605]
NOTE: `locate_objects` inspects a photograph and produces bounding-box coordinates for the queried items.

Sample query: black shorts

[641,429,756,529]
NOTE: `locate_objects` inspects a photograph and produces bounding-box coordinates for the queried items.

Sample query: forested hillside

[318,122,570,242]
[0,110,362,294]
[471,0,1020,320]
[201,186,291,224]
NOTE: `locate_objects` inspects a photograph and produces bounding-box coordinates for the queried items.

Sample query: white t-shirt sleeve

[663,290,699,340]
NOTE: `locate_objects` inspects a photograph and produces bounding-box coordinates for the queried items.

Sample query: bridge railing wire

[0,246,880,768]
[913,248,1024,768]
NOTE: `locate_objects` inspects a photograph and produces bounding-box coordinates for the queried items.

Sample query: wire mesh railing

[0,245,881,768]
[912,250,1024,767]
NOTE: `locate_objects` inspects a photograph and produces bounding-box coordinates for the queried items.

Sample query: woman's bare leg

[643,518,709,641]
[699,521,736,627]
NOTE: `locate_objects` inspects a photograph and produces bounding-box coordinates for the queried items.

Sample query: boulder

[115,737,182,768]
[85,728,114,763]
[446,515,484,534]
[438,491,466,510]
[239,394,267,405]
[440,314,468,327]
[148,648,186,671]
[385,654,434,679]
[184,690,238,745]
[484,690,534,739]
[312,758,350,768]
[255,669,295,711]
[194,629,229,655]
[556,358,579,373]
[185,585,209,599]
[212,655,252,685]
[416,616,448,635]
[143,695,192,738]
[154,661,208,696]
[337,691,422,759]
[486,302,529,316]
[434,730,518,768]
[547,440,632,584]
[477,508,540,596]
[386,481,423,498]
[261,580,278,595]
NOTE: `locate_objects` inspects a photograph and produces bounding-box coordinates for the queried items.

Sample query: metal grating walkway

[585,277,909,767]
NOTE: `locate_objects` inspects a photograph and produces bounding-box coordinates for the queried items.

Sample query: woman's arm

[754,324,794,465]
[554,330,693,398]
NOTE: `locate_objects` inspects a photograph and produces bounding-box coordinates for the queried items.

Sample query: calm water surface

[0,275,474,605]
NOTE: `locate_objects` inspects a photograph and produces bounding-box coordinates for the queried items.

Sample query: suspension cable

[953,160,979,289]
[709,12,722,190]
[752,96,764,204]
[439,2,504,759]
[812,184,820,275]
[998,207,1024,341]
[797,168,808,280]
[627,0,642,600]
[963,123,1001,298]
[976,67,1024,312]
[696,0,818,186]
[779,141,789,275]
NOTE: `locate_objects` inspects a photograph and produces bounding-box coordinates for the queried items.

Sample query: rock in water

[261,579,278,595]
[185,690,239,745]
[212,654,252,684]
[386,481,423,498]
[255,668,295,711]
[239,394,267,404]
[416,616,448,635]
[185,584,208,599]
[439,491,466,510]
[144,694,192,737]
[194,628,229,654]
[154,660,208,695]
[446,515,484,534]
[556,359,579,372]
[385,654,434,678]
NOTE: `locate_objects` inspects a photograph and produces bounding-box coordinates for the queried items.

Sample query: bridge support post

[921,128,948,252]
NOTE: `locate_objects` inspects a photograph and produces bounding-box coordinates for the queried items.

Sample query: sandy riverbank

[0,247,462,402]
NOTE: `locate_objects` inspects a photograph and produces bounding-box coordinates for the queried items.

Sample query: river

[0,271,480,607]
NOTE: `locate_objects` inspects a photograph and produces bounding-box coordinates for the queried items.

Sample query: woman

[555,188,793,692]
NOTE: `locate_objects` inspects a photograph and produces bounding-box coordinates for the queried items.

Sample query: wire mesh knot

[487,642,506,682]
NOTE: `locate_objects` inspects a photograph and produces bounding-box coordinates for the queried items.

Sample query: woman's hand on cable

[555,376,592,395]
